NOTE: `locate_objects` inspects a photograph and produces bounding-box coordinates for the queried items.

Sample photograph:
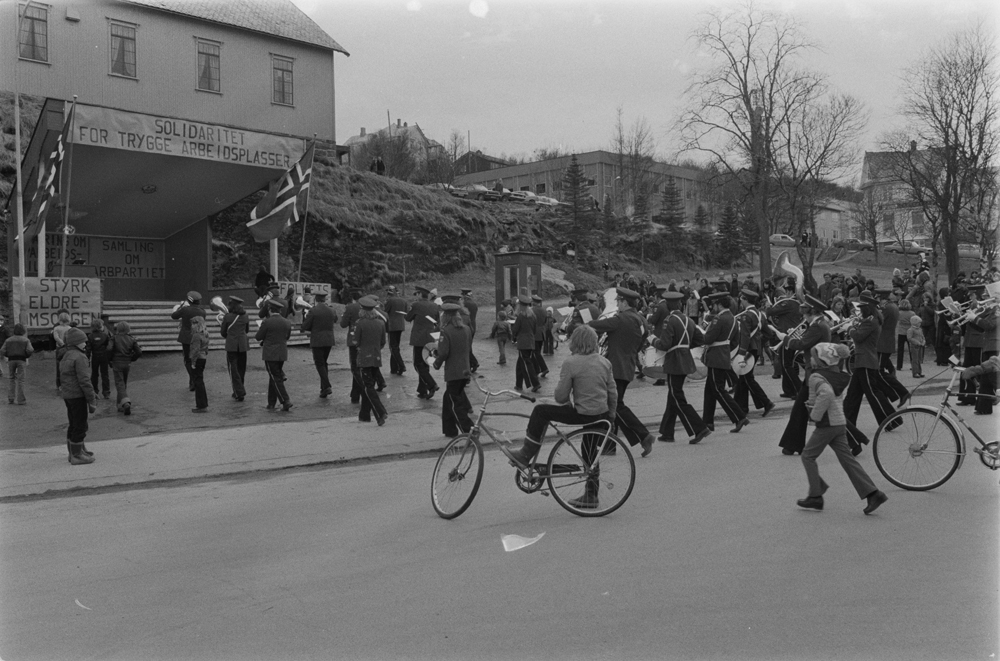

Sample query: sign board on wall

[275,281,333,299]
[71,104,303,170]
[25,234,166,279]
[13,277,103,332]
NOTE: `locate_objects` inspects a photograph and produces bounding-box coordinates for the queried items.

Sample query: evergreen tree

[555,154,597,258]
[658,176,688,261]
[692,203,714,263]
[716,203,743,266]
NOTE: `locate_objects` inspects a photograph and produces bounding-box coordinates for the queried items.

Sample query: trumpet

[770,319,807,351]
[948,299,999,327]
[209,296,229,323]
[829,313,861,335]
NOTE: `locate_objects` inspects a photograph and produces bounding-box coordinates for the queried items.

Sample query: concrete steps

[102,301,311,352]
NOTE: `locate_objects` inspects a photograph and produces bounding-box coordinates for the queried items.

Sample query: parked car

[833,237,873,251]
[881,239,927,254]
[535,196,560,207]
[508,190,538,205]
[769,233,797,247]
[423,182,457,195]
[459,184,499,201]
[957,244,980,259]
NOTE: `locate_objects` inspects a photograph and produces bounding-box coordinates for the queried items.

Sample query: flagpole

[59,95,77,278]
[12,0,39,324]
[295,137,316,284]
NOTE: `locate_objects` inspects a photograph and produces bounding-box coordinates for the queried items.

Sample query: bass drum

[639,345,666,379]
[689,347,707,380]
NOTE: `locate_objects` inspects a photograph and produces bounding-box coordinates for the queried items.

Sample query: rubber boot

[81,443,94,458]
[69,442,95,465]
[502,437,542,468]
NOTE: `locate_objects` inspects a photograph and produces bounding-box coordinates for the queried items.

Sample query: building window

[110,22,137,78]
[197,40,220,92]
[910,209,925,232]
[586,178,596,186]
[272,56,293,105]
[18,3,48,62]
[535,183,546,195]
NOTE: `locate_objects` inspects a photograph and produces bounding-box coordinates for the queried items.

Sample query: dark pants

[265,360,290,407]
[525,403,607,444]
[703,367,746,425]
[844,367,895,428]
[976,350,997,414]
[613,379,651,446]
[877,352,910,403]
[534,340,548,374]
[660,373,706,439]
[388,330,406,374]
[896,335,908,370]
[779,377,869,454]
[734,351,772,412]
[780,344,800,396]
[192,358,208,409]
[113,364,130,408]
[227,351,247,398]
[90,352,111,396]
[802,426,878,499]
[516,349,540,389]
[412,346,437,396]
[543,330,555,355]
[64,397,89,444]
[311,346,332,393]
[181,343,194,387]
[349,346,363,402]
[935,321,953,364]
[959,346,983,404]
[359,366,387,422]
[442,379,473,437]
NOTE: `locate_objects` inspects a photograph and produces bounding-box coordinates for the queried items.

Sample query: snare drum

[689,346,707,380]
[640,346,667,380]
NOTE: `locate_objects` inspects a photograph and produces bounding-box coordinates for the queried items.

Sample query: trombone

[770,319,807,351]
[947,298,998,327]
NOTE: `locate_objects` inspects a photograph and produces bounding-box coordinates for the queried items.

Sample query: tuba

[293,295,313,312]
[774,251,805,303]
[209,296,229,323]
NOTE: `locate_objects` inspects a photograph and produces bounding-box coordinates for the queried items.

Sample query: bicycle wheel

[873,407,963,491]
[546,429,635,517]
[431,434,484,519]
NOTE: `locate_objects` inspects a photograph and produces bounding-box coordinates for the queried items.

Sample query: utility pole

[752,90,772,282]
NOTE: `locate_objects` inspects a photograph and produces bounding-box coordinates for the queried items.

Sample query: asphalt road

[2,425,996,661]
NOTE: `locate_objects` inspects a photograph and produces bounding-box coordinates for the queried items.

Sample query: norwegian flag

[246,142,314,243]
[23,102,75,239]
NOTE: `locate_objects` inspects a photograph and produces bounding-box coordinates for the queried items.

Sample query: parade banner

[25,234,166,279]
[70,104,304,170]
[14,277,102,332]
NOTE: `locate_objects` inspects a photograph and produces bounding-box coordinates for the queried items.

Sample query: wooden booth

[494,250,542,312]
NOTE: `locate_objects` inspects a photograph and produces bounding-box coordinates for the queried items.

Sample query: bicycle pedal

[540,490,550,497]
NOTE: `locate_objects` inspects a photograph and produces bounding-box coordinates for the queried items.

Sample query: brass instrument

[209,296,229,323]
[293,295,313,312]
[947,299,998,327]
[829,310,862,335]
[171,299,190,313]
[255,292,273,309]
[774,251,805,302]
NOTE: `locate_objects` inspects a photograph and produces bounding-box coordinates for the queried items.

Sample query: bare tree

[773,92,869,288]
[852,189,884,265]
[880,25,1000,283]
[678,0,822,281]
[610,106,658,221]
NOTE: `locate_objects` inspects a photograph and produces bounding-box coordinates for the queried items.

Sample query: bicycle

[430,376,636,519]
[872,365,1000,490]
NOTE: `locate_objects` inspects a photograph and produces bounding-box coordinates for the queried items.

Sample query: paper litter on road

[75,599,91,610]
[501,532,545,552]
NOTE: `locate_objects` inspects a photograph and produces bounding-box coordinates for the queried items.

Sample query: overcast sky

[295,0,998,185]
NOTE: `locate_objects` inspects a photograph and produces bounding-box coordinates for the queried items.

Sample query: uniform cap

[740,288,760,300]
[359,296,378,309]
[313,293,327,302]
[713,279,728,287]
[414,286,431,295]
[228,296,244,305]
[586,292,598,302]
[661,291,684,301]
[440,294,463,303]
[517,294,532,305]
[267,282,280,290]
[64,328,87,347]
[800,294,828,312]
[460,288,473,295]
[859,291,879,305]
[703,292,728,303]
[441,302,462,312]
[615,287,640,301]
[531,294,543,302]
[571,288,590,296]
[186,291,202,302]
[265,298,285,310]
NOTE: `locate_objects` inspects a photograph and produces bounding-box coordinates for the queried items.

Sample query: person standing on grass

[110,321,141,415]
[2,323,34,405]
[797,343,888,515]
[60,328,97,465]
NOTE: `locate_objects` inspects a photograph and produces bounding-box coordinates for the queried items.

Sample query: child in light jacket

[798,343,887,515]
[906,314,925,378]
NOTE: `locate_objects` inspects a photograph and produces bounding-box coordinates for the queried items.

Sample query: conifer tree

[716,203,743,266]
[555,154,597,258]
[658,176,688,260]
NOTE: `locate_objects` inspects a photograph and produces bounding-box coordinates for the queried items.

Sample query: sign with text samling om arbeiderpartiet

[69,104,304,170]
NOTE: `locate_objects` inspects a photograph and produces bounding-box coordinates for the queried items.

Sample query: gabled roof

[119,0,348,55]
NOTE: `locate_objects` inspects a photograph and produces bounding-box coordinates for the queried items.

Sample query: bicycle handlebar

[471,374,535,402]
